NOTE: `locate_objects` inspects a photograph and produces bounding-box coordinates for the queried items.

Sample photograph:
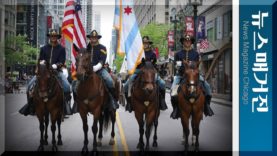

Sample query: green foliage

[5,35,39,67]
[114,23,170,73]
[114,54,125,72]
[140,23,170,57]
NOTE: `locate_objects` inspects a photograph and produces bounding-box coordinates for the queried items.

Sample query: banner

[197,16,205,40]
[185,16,194,37]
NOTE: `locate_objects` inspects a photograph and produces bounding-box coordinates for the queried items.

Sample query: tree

[140,23,170,58]
[5,35,39,74]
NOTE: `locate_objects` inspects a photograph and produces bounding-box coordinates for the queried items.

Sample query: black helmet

[86,30,102,39]
[180,34,195,44]
[142,36,153,44]
[47,29,62,39]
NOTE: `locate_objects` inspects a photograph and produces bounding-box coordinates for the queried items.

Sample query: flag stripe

[125,23,139,54]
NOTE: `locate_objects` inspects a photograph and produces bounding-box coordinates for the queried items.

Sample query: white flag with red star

[116,0,145,75]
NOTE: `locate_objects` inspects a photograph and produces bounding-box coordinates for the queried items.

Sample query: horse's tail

[103,109,112,132]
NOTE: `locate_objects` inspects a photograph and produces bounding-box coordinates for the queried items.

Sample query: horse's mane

[142,61,155,70]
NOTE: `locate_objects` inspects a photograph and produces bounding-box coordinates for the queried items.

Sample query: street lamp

[188,0,203,50]
[170,8,179,52]
[170,7,179,76]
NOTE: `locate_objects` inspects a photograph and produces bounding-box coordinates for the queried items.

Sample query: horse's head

[182,60,200,103]
[74,45,92,81]
[138,58,157,95]
[36,60,52,102]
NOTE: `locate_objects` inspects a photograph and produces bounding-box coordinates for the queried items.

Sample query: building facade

[16,0,48,47]
[86,0,93,33]
[134,0,169,27]
[92,11,101,33]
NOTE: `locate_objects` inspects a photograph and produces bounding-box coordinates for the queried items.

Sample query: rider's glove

[52,64,57,70]
[93,63,102,72]
[176,61,182,67]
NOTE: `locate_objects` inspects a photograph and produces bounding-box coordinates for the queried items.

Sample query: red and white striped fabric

[200,38,209,49]
[62,0,86,80]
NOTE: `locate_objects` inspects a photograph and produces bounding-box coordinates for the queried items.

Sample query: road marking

[116,111,130,156]
[113,135,119,156]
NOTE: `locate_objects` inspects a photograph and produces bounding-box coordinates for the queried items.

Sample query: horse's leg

[191,118,195,146]
[80,111,89,154]
[50,112,58,152]
[180,113,190,152]
[193,113,202,152]
[37,113,45,151]
[97,112,103,147]
[145,110,155,151]
[152,117,158,147]
[57,112,63,145]
[92,116,99,151]
[135,111,144,151]
[109,110,116,145]
[43,111,49,145]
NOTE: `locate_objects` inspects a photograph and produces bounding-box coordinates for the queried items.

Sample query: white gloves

[93,63,103,72]
[40,60,46,65]
[176,61,182,67]
[52,64,57,69]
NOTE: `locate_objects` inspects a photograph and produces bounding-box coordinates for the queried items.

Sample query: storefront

[202,43,232,101]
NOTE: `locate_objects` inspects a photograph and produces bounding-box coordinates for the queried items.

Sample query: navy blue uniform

[145,50,156,61]
[39,44,66,65]
[87,43,107,66]
[174,49,199,74]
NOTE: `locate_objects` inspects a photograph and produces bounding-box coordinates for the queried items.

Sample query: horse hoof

[82,146,88,155]
[44,140,48,145]
[58,140,63,146]
[97,141,102,147]
[136,142,144,151]
[109,138,115,145]
[37,145,44,151]
[152,141,158,147]
[52,145,58,152]
[93,147,98,152]
[145,146,150,151]
[194,146,199,152]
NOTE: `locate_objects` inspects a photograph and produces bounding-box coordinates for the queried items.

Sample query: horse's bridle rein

[36,69,58,102]
[180,69,201,104]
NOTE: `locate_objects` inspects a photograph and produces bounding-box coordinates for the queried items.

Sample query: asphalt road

[4,91,232,153]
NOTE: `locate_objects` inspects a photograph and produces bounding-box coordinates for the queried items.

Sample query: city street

[4,90,232,152]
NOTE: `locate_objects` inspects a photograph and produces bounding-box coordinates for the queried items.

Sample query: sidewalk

[212,97,232,107]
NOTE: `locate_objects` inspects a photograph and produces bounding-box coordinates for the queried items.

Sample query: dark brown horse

[131,59,160,151]
[74,47,116,153]
[178,61,205,152]
[33,61,64,151]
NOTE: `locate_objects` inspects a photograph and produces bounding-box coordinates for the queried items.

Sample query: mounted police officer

[170,34,214,119]
[86,30,119,110]
[19,29,72,116]
[124,36,168,112]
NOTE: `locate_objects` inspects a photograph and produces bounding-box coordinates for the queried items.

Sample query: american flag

[62,0,86,80]
[200,38,209,49]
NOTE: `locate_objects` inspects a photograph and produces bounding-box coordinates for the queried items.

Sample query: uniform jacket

[87,43,107,66]
[39,44,66,65]
[174,48,199,74]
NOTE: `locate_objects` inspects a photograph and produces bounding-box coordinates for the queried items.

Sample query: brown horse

[178,61,205,152]
[74,47,116,153]
[33,61,64,151]
[131,59,160,151]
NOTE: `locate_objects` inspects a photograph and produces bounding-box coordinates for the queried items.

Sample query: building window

[223,11,232,37]
[5,11,9,25]
[207,20,214,41]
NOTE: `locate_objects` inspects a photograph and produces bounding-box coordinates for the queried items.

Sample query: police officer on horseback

[19,29,72,116]
[170,34,214,119]
[124,36,168,112]
[86,30,119,110]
